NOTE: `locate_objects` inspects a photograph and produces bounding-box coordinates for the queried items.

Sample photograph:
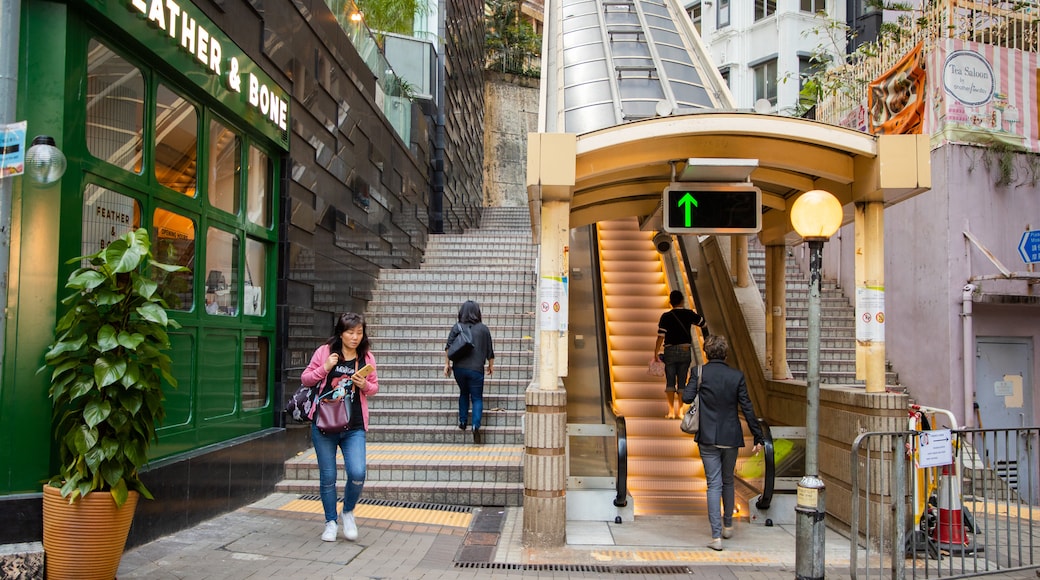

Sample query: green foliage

[39,229,185,507]
[485,0,541,77]
[786,2,919,117]
[355,0,430,39]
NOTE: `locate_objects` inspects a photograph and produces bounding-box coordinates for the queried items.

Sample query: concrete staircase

[747,240,898,386]
[278,207,536,506]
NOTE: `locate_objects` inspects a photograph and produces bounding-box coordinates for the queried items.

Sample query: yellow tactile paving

[275,496,473,528]
[587,549,771,564]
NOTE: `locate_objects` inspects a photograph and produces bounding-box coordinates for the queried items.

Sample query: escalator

[565,219,770,517]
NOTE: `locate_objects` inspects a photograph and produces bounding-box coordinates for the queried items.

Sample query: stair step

[278,208,537,508]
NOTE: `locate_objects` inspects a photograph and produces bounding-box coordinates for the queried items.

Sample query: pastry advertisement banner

[925,38,1038,153]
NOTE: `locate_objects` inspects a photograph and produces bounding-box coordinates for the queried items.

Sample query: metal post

[0,0,24,379]
[796,238,826,580]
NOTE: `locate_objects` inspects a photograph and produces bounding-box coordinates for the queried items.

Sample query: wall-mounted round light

[24,135,67,186]
[790,189,842,241]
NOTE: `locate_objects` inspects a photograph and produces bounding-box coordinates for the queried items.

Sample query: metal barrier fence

[851,426,1039,579]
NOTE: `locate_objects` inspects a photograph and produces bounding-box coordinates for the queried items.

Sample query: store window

[155,84,198,196]
[244,238,267,316]
[205,227,239,316]
[81,185,140,255]
[85,40,143,173]
[153,208,196,312]
[79,34,280,448]
[246,146,271,228]
[209,120,241,215]
[242,336,269,410]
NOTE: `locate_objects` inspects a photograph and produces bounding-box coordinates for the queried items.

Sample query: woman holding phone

[301,312,379,543]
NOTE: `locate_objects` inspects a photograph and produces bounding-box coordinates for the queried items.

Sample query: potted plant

[38,228,184,580]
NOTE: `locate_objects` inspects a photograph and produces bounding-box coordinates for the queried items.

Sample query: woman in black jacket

[444,300,495,444]
[683,334,764,551]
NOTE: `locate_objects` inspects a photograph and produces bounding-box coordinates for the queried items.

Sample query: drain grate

[455,562,693,574]
[296,495,473,513]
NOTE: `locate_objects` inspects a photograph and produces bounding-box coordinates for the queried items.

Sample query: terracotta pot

[42,484,139,580]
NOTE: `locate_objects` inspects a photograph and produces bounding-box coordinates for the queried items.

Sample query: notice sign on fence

[917,429,953,468]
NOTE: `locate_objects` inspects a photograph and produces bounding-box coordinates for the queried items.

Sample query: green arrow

[677,193,698,227]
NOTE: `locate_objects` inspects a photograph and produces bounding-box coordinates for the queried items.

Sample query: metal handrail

[591,225,628,508]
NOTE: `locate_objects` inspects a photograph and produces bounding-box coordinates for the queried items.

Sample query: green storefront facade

[2,0,287,541]
[1,0,478,545]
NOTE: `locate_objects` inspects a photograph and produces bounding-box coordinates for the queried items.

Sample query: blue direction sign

[1019,230,1040,264]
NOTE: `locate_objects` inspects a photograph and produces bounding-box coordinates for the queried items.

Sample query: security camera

[653,232,672,254]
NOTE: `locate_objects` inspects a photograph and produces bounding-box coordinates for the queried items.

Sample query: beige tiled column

[524,133,575,547]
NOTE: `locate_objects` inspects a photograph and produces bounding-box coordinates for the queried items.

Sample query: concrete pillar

[766,244,790,379]
[523,386,567,547]
[732,235,749,288]
[524,133,575,547]
[854,202,886,393]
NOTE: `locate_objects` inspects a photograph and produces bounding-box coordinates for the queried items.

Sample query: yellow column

[855,202,886,393]
[733,235,749,288]
[524,133,575,547]
[766,244,790,379]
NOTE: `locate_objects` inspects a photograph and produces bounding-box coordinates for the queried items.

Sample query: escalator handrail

[591,225,628,509]
[755,418,776,510]
[614,414,628,507]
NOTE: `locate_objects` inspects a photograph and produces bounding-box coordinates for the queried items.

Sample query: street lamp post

[790,189,843,580]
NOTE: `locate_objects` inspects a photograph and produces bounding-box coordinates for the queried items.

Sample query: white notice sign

[856,287,885,342]
[917,429,953,469]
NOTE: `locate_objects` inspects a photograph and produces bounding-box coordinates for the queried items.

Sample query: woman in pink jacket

[301,312,379,543]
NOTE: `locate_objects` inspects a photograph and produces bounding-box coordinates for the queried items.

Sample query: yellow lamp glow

[350,11,363,22]
[790,189,842,240]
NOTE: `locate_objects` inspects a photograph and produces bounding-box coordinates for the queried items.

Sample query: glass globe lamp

[24,136,67,186]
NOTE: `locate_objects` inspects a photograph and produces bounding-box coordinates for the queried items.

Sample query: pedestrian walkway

[117,491,856,579]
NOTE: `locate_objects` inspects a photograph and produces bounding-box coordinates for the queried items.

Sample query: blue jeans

[699,444,739,539]
[311,424,366,523]
[454,367,484,431]
[663,344,692,393]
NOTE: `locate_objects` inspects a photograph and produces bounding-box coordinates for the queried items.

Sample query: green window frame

[73,31,280,458]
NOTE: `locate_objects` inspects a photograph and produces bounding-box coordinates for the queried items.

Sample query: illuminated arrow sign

[675,192,698,227]
[662,183,762,234]
[1019,230,1040,264]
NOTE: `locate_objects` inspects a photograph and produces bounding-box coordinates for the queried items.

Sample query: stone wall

[765,380,909,536]
[483,72,540,207]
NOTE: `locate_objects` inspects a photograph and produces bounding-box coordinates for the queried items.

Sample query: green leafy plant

[39,228,185,506]
[485,0,542,77]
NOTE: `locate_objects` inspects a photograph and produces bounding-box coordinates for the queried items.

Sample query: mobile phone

[355,364,374,380]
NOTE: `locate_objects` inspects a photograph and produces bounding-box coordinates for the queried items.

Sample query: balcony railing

[325,0,415,144]
[815,0,1039,128]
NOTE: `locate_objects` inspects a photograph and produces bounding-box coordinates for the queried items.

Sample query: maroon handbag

[315,380,352,433]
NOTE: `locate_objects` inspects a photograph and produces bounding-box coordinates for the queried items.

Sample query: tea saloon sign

[85,0,290,149]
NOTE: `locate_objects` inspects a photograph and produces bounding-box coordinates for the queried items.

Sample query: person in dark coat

[683,334,764,551]
[444,300,495,444]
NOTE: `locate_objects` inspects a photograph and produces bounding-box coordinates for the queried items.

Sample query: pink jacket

[301,344,379,430]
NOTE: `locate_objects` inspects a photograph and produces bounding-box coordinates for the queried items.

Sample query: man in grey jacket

[683,334,764,551]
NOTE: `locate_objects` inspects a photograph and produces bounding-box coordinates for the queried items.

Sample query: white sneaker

[342,511,358,541]
[321,520,338,542]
